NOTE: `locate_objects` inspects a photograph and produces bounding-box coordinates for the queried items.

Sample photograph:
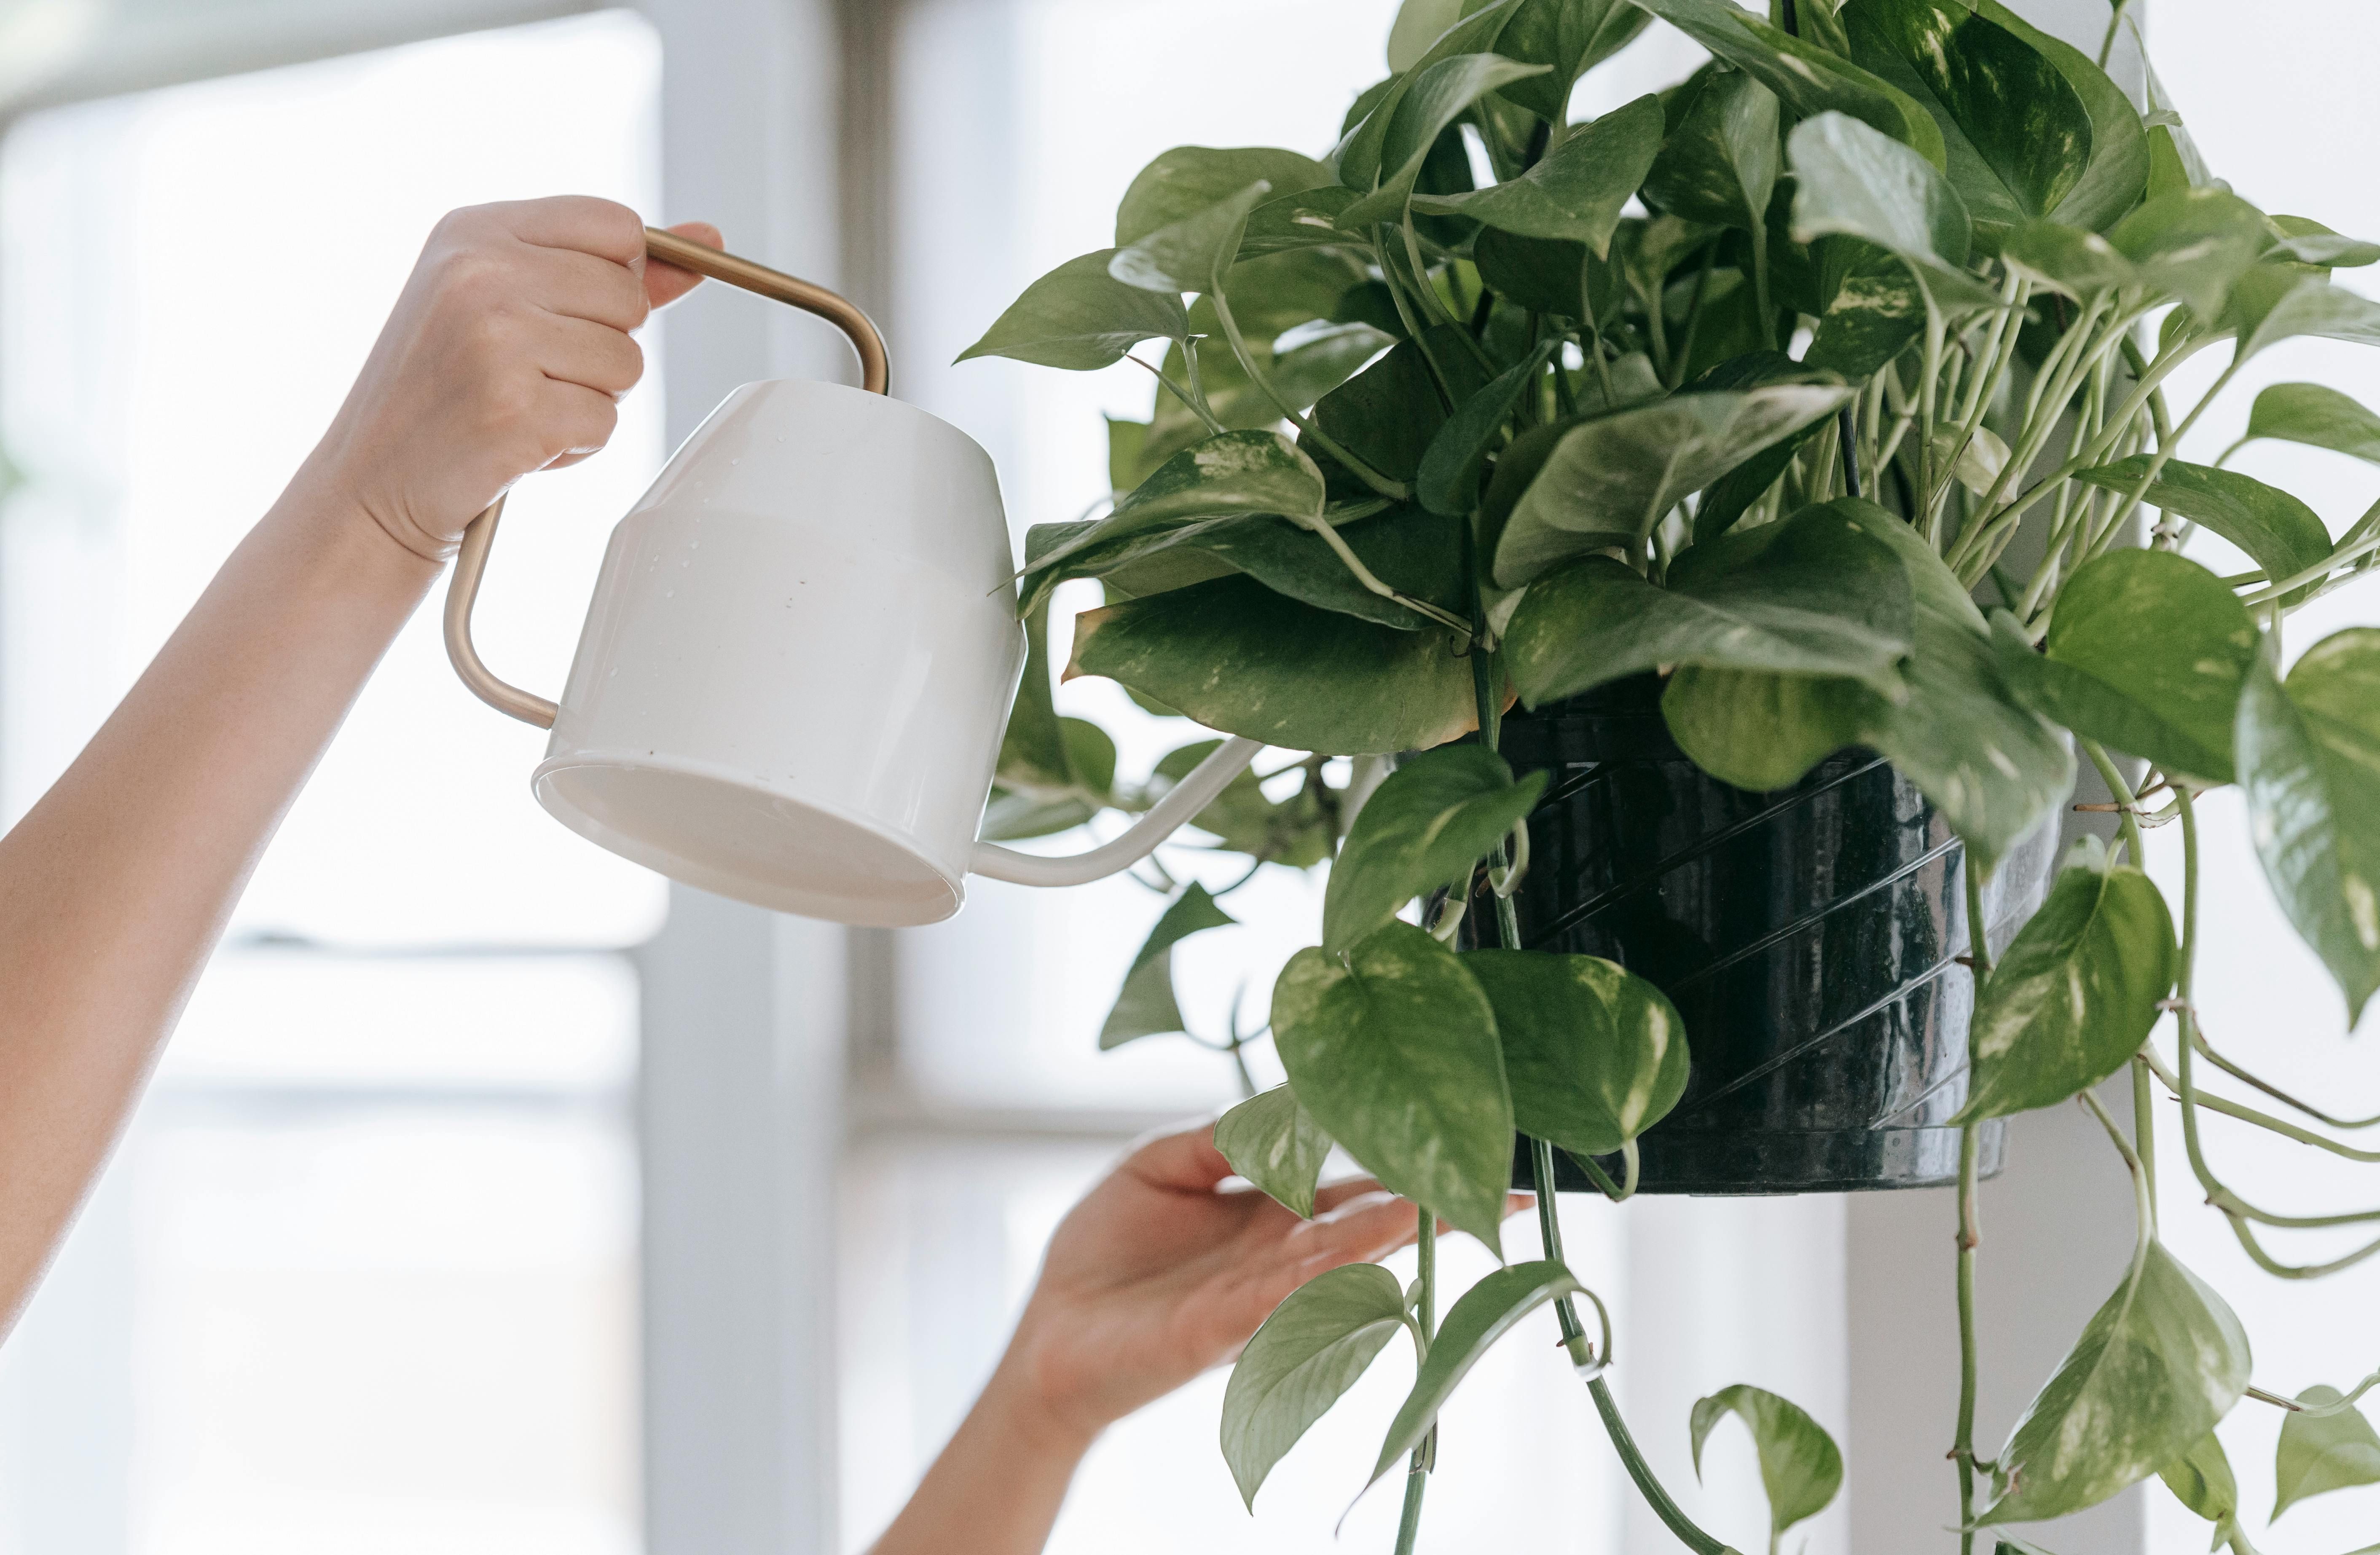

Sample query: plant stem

[1393,1207,1438,1555]
[1588,1378,1738,1555]
[1954,849,1992,1555]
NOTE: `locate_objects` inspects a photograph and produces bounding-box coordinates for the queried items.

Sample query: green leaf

[2157,1429,2239,1531]
[1108,415,1150,491]
[1998,220,2139,300]
[1417,339,1562,516]
[1963,0,2146,233]
[1238,187,1369,259]
[1336,3,1518,189]
[1787,112,1994,306]
[1414,93,1663,255]
[2274,1384,2380,1520]
[1116,147,1331,247]
[2245,382,2380,466]
[1386,0,1466,71]
[2074,457,2331,598]
[1143,739,1335,867]
[1994,549,2260,786]
[2271,214,2380,269]
[1111,181,1272,297]
[979,786,1097,842]
[1028,430,1328,583]
[958,249,1191,370]
[1978,1241,2251,1525]
[1221,1263,1410,1509]
[1954,835,2179,1122]
[2238,629,2380,1026]
[1368,1260,1583,1488]
[1689,1384,1845,1542]
[1100,884,1240,1049]
[1465,949,1688,1155]
[1181,506,1469,630]
[1473,227,1603,317]
[2228,267,2380,365]
[1842,0,2093,236]
[1642,71,1781,235]
[1803,244,1928,377]
[1631,0,1945,167]
[1508,499,1915,705]
[1309,327,1484,491]
[1068,575,1480,756]
[997,600,1073,794]
[1215,1084,1335,1219]
[1337,54,1553,229]
[1323,746,1547,956]
[1271,923,1514,1251]
[1489,0,1652,121]
[1662,667,1873,791]
[1486,384,1857,586]
[2106,188,2274,316]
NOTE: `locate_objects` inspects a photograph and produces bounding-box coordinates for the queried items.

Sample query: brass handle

[445,227,890,729]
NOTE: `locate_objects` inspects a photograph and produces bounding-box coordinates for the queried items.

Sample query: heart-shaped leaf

[1632,0,1944,167]
[2228,267,2380,365]
[1323,747,1547,955]
[1416,94,1662,255]
[2103,187,2275,316]
[1068,576,1481,756]
[958,249,1191,370]
[1843,0,2092,237]
[1337,54,1552,229]
[1486,384,1857,586]
[1116,147,1331,247]
[1215,1084,1335,1219]
[1308,327,1486,494]
[2245,383,2380,466]
[1993,549,2260,785]
[1221,1263,1412,1509]
[1111,181,1273,297]
[1488,0,1651,120]
[1336,2,1517,188]
[1508,499,1915,705]
[1101,884,1240,1049]
[1415,340,1563,517]
[1642,70,1781,236]
[1690,1384,1845,1543]
[1271,923,1514,1251]
[1959,0,2146,233]
[2074,457,2331,600]
[1978,1242,2251,1525]
[2157,1430,2240,1537]
[1955,835,2178,1122]
[2238,628,2380,1027]
[1661,668,1874,791]
[1788,112,1994,306]
[2274,1384,2380,1520]
[1464,949,1688,1156]
[1368,1260,1583,1489]
[1803,244,1929,377]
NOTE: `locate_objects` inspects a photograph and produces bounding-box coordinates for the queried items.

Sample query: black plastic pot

[1465,675,2058,1195]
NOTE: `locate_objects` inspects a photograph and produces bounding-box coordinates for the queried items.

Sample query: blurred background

[0,1,2369,1552]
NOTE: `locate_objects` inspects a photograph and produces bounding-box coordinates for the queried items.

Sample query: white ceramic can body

[532,378,1022,927]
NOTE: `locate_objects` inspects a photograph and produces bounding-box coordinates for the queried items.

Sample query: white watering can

[445,228,1260,928]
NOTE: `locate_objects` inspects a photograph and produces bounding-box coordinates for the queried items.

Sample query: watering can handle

[444,227,890,730]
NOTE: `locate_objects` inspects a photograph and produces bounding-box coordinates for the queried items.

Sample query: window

[0,15,664,1551]
[2139,4,2380,1550]
[844,5,1847,1552]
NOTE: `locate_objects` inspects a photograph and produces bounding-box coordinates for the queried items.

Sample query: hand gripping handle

[443,227,888,729]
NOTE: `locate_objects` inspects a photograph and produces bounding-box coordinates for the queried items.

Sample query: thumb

[643,220,723,310]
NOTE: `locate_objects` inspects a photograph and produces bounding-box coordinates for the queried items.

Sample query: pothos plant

[961,0,2380,1548]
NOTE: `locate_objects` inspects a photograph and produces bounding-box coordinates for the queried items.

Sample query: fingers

[1121,1121,1235,1194]
[1312,1176,1386,1215]
[492,194,648,265]
[528,381,620,472]
[643,220,722,310]
[538,313,645,399]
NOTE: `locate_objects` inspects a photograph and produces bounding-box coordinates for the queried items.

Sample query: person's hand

[996,1121,1423,1447]
[298,196,719,563]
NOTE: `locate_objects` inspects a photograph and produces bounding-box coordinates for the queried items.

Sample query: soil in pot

[1464,674,2061,1195]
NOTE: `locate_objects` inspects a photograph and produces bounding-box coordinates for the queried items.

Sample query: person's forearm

[867,1352,1097,1555]
[0,476,436,1329]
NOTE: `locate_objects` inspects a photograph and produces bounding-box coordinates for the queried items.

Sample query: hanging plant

[962,0,2380,1548]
